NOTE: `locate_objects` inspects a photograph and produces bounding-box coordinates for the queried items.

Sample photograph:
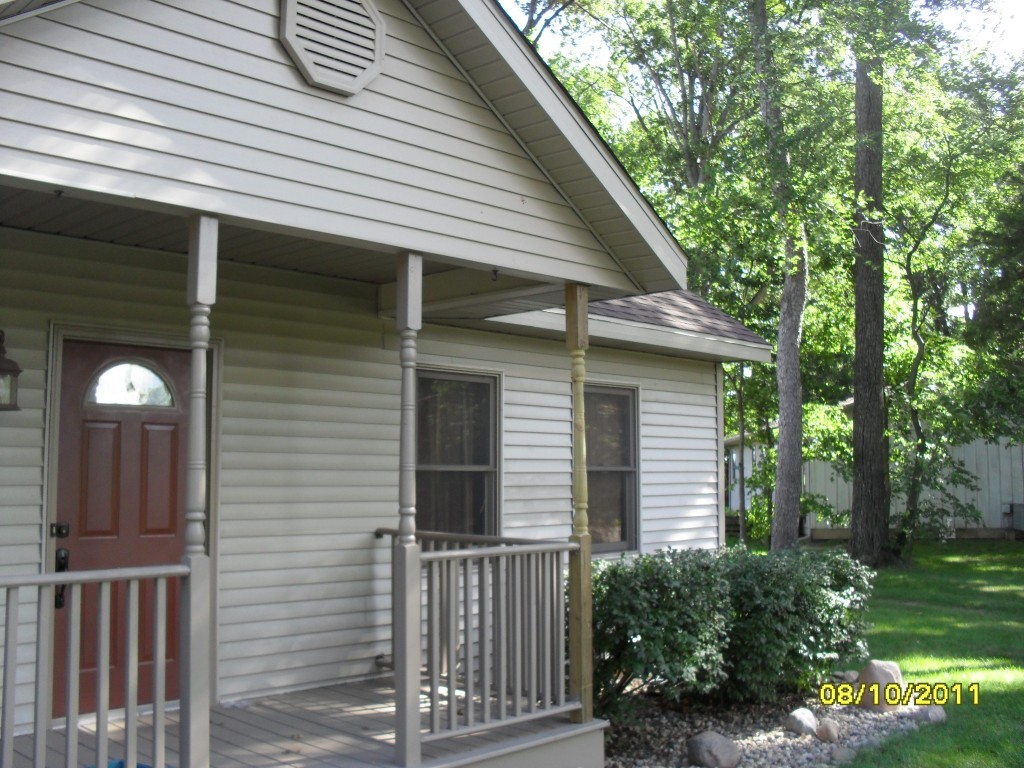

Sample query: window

[86,362,174,407]
[585,386,637,551]
[417,371,497,535]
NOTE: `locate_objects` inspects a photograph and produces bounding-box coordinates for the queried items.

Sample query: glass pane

[588,470,634,545]
[585,389,632,467]
[87,363,174,407]
[418,376,492,466]
[416,470,492,535]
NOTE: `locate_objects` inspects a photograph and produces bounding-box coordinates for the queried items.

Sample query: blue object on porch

[86,761,165,768]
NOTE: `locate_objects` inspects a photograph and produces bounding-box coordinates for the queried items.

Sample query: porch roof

[483,290,773,363]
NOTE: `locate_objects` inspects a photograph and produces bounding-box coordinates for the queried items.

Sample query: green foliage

[591,547,873,716]
[720,547,873,702]
[591,549,731,717]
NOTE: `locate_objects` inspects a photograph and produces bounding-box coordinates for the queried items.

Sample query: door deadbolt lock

[50,522,70,538]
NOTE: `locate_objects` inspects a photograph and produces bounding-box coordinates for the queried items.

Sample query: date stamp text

[818,682,980,707]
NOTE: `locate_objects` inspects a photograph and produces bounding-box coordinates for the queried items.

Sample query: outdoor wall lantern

[0,330,23,411]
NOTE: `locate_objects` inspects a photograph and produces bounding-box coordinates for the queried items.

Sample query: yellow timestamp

[818,682,980,707]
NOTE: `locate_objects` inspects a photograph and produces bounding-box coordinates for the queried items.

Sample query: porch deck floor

[12,677,587,768]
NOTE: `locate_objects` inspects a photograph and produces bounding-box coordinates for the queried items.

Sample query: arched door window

[86,361,175,407]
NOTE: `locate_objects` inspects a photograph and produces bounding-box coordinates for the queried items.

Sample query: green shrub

[720,547,872,702]
[591,549,731,716]
[589,546,873,715]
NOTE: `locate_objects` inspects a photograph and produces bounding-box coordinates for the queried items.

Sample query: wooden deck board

[10,677,588,768]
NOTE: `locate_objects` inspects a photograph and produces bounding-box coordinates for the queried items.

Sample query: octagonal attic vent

[280,0,386,97]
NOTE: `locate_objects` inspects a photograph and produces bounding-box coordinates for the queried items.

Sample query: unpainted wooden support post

[180,214,217,768]
[394,252,423,767]
[565,284,593,723]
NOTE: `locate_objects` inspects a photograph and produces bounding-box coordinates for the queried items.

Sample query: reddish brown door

[52,340,190,717]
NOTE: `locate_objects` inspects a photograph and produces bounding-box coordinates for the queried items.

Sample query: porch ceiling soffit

[0,0,79,27]
[1,185,598,318]
[400,0,688,295]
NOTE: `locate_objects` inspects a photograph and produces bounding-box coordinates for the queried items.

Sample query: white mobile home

[0,1,769,766]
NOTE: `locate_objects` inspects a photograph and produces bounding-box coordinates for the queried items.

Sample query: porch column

[394,252,422,767]
[181,214,217,768]
[566,284,593,723]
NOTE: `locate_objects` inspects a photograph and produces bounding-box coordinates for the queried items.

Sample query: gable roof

[0,0,687,301]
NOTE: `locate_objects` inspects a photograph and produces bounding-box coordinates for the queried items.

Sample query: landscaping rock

[857,659,905,712]
[785,707,819,736]
[908,704,947,724]
[832,670,860,683]
[687,730,741,768]
[831,744,857,764]
[816,717,841,742]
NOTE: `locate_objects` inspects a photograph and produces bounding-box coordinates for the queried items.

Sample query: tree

[848,44,890,567]
[750,0,808,549]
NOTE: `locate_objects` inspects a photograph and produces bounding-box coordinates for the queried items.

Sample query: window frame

[416,368,500,536]
[583,383,639,553]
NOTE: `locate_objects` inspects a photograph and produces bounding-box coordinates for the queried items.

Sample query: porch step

[422,719,607,768]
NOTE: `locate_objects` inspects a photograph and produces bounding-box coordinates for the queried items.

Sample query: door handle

[55,548,70,609]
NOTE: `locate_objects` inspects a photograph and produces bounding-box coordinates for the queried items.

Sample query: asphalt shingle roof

[590,290,769,347]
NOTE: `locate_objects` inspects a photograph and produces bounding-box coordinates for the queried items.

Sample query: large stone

[831,744,857,764]
[785,707,819,736]
[687,730,741,768]
[858,659,905,712]
[816,717,841,742]
[909,704,947,724]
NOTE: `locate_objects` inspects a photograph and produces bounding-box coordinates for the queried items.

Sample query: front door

[52,340,190,717]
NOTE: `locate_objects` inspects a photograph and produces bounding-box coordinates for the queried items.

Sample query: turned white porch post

[566,284,593,722]
[394,252,423,767]
[181,214,217,768]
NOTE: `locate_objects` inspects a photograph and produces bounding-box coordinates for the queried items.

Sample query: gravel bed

[605,694,923,767]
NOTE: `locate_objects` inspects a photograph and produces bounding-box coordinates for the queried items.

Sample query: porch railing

[1,564,190,768]
[377,529,580,755]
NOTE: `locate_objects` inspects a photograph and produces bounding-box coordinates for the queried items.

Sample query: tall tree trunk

[750,0,807,549]
[849,55,891,567]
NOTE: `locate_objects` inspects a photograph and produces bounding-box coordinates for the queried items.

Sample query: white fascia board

[460,0,688,290]
[487,309,774,363]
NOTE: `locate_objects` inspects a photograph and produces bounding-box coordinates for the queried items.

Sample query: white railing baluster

[125,579,139,768]
[480,556,491,724]
[66,583,81,768]
[428,561,441,734]
[463,557,474,728]
[495,554,507,721]
[2,587,19,768]
[96,581,111,768]
[540,552,551,710]
[154,577,167,768]
[446,557,458,730]
[0,566,190,768]
[375,529,580,743]
[33,584,53,768]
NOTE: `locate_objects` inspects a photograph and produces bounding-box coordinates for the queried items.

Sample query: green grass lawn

[846,540,1024,768]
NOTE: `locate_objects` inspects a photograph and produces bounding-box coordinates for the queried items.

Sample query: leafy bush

[720,547,872,702]
[590,546,873,715]
[592,549,731,716]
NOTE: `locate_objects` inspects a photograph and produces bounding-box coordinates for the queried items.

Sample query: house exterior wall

[1,230,722,713]
[0,0,631,288]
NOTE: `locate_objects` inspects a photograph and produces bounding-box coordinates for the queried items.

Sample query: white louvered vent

[281,0,386,97]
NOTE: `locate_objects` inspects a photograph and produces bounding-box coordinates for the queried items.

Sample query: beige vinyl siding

[0,316,46,729]
[1,231,725,709]
[585,351,721,552]
[0,0,630,288]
